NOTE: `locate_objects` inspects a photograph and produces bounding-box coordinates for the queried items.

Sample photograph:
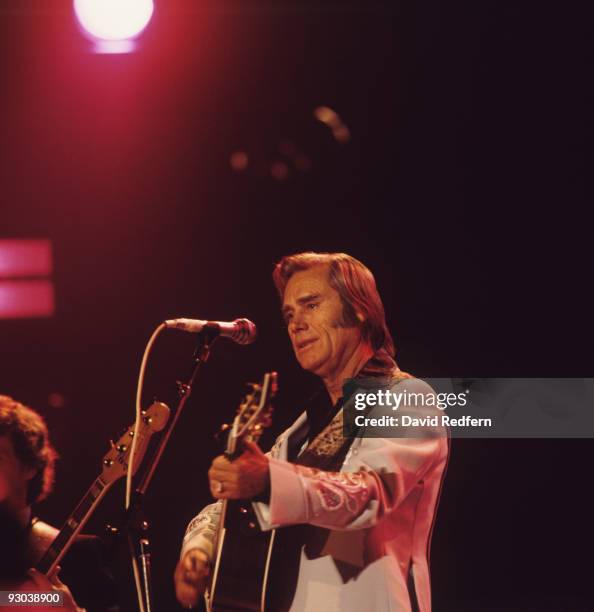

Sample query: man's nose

[288,312,308,335]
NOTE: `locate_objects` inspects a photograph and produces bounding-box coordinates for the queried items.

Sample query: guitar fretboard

[36,477,108,574]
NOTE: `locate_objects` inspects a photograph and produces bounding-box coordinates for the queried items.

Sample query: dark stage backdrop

[1,1,591,610]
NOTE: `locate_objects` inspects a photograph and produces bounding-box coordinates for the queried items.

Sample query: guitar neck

[36,476,112,575]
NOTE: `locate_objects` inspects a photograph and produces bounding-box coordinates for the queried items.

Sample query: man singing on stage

[174,251,449,611]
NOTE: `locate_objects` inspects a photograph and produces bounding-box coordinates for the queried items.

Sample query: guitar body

[207,502,275,612]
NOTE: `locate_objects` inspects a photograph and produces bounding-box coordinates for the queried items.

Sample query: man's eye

[307,302,319,310]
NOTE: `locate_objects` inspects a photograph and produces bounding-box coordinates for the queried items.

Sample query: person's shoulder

[350,372,436,396]
[390,374,437,395]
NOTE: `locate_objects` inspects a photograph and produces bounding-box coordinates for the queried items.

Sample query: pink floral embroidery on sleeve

[301,468,370,513]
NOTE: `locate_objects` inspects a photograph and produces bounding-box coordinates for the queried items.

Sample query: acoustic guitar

[205,372,278,612]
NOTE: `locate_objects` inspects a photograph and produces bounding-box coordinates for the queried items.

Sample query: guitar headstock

[100,401,170,484]
[225,371,278,455]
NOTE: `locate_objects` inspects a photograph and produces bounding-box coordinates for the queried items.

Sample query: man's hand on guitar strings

[208,440,271,500]
[174,548,210,608]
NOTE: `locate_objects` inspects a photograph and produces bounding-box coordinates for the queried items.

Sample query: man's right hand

[174,548,210,608]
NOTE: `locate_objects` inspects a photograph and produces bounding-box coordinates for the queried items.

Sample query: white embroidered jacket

[181,377,449,612]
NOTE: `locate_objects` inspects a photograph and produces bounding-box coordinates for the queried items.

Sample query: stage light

[0,240,54,319]
[74,0,154,52]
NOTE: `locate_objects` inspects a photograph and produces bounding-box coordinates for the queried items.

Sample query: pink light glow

[74,0,154,42]
[0,240,53,278]
[0,280,55,319]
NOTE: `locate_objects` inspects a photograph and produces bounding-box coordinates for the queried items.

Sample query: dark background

[1,1,591,610]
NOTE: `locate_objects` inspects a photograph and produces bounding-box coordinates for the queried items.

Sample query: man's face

[282,265,363,379]
[0,435,33,512]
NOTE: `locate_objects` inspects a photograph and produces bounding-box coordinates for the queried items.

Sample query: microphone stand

[115,326,220,612]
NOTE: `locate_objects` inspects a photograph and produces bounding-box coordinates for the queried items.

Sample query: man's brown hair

[0,396,57,505]
[272,251,396,357]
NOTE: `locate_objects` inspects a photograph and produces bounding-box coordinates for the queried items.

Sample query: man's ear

[356,311,365,323]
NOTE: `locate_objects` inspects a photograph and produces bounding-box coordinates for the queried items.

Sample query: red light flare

[0,240,54,319]
[0,239,53,278]
[0,280,55,319]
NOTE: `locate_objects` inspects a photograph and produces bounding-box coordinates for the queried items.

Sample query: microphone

[164,317,257,345]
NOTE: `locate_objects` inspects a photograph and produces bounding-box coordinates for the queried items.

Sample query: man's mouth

[296,338,317,352]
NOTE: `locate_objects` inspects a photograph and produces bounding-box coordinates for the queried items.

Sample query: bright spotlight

[74,0,154,52]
